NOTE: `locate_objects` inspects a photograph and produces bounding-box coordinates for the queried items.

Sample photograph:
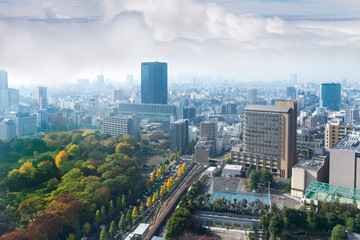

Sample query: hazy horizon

[0,0,359,86]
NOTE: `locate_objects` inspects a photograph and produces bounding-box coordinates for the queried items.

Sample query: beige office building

[325,119,360,149]
[231,101,297,178]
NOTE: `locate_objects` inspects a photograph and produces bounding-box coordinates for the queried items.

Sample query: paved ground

[207,228,249,240]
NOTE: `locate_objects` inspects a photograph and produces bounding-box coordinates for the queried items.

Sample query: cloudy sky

[0,0,359,86]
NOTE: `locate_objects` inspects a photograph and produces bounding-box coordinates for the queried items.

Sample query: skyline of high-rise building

[200,120,218,156]
[141,62,168,104]
[320,83,341,111]
[0,70,8,89]
[35,86,47,109]
[246,88,257,105]
[170,119,189,152]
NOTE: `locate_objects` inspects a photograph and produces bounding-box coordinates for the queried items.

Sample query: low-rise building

[291,154,329,198]
[222,164,243,177]
[204,166,218,177]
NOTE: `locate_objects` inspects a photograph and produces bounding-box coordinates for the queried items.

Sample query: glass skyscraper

[141,62,167,104]
[321,83,341,111]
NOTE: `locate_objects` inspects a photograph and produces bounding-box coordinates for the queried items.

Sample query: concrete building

[345,109,359,124]
[102,114,140,140]
[141,62,167,104]
[96,74,105,90]
[0,70,8,89]
[195,137,212,164]
[231,101,297,178]
[200,120,218,156]
[35,86,47,109]
[0,88,19,109]
[112,88,124,101]
[286,87,297,100]
[329,133,360,189]
[16,113,37,137]
[291,154,329,198]
[320,83,341,111]
[195,211,259,231]
[246,88,257,104]
[324,119,360,148]
[204,166,218,177]
[36,110,49,128]
[222,164,243,177]
[0,119,16,140]
[118,103,177,131]
[170,119,188,152]
[297,129,324,159]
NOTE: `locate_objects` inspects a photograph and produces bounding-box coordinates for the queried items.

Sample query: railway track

[143,164,207,240]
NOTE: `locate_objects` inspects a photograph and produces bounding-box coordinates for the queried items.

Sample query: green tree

[17,196,47,221]
[165,207,191,240]
[249,170,258,191]
[116,196,121,212]
[260,212,273,228]
[347,217,360,233]
[119,214,126,232]
[68,144,80,158]
[269,214,284,238]
[246,165,256,178]
[260,168,273,185]
[109,200,115,217]
[72,133,82,144]
[140,202,144,217]
[331,224,347,240]
[94,210,101,227]
[122,194,126,210]
[100,226,108,240]
[109,221,116,238]
[83,222,91,234]
[126,209,132,227]
[100,205,106,223]
[307,211,318,232]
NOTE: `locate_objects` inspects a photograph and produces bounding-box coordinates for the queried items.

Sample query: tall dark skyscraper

[321,83,341,111]
[141,62,167,104]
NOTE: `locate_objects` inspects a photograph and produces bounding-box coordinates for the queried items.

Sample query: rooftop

[133,223,150,235]
[293,158,325,172]
[244,105,290,113]
[224,164,243,171]
[206,166,217,172]
[333,133,360,152]
[212,177,242,193]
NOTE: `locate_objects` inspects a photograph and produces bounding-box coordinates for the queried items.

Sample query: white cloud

[0,0,359,86]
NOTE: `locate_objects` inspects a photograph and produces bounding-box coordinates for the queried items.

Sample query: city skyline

[0,0,359,85]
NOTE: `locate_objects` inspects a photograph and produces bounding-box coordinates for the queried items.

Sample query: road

[143,164,207,240]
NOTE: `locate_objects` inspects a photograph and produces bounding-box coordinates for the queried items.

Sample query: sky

[0,0,359,86]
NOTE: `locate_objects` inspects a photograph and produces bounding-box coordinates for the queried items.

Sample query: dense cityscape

[0,0,360,240]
